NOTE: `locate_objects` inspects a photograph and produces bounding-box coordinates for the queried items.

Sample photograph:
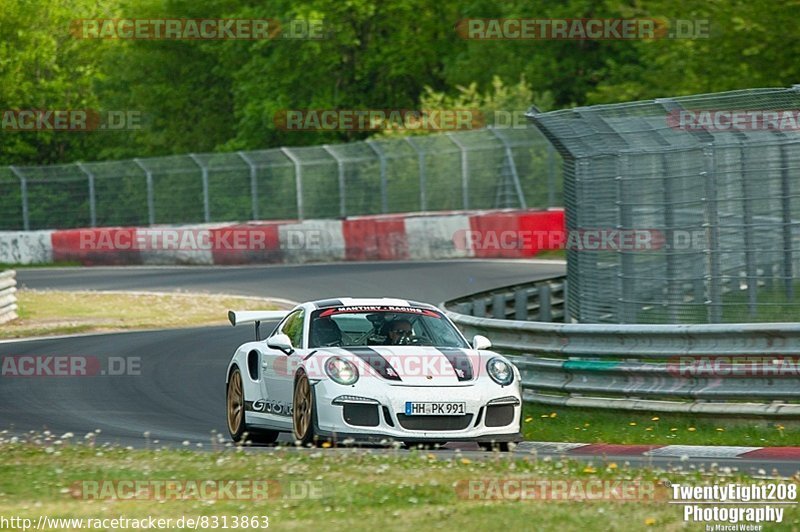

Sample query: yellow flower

[583,423,590,427]
[645,517,656,526]
[777,425,785,431]
[321,441,332,448]
[583,466,596,473]
[460,458,472,465]
[541,414,549,418]
[716,427,725,432]
[670,428,678,432]
[427,453,436,461]
[687,427,696,432]
[607,462,618,470]
[629,422,637,426]
[549,412,557,418]
[645,427,653,431]
[651,417,660,421]
[525,417,533,423]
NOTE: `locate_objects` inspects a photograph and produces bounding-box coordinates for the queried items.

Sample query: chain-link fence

[528,85,800,324]
[0,127,560,230]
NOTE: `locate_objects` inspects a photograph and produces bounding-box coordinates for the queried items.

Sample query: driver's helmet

[311,317,342,347]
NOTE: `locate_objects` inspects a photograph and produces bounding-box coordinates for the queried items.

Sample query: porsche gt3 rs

[225,298,522,450]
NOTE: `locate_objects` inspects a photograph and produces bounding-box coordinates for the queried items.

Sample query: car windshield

[308,306,468,348]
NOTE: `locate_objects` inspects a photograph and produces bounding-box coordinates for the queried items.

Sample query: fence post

[76,163,97,227]
[661,153,679,323]
[322,145,346,218]
[780,143,795,300]
[188,154,210,223]
[280,147,304,220]
[547,141,556,208]
[617,153,636,323]
[133,158,155,226]
[702,145,722,323]
[9,166,29,231]
[445,133,469,209]
[404,137,427,211]
[514,289,528,320]
[538,284,552,322]
[366,140,388,213]
[489,128,527,209]
[738,144,758,316]
[237,151,259,220]
[491,293,507,319]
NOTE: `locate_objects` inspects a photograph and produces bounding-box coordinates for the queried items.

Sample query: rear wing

[228,310,290,340]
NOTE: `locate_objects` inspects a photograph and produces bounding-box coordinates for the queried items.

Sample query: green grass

[0,261,81,269]
[522,404,800,446]
[638,282,800,323]
[1,437,797,531]
[531,249,566,260]
[2,289,285,339]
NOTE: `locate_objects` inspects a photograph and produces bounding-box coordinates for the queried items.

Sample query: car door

[259,308,307,428]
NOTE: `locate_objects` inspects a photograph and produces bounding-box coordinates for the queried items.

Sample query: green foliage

[2,0,800,166]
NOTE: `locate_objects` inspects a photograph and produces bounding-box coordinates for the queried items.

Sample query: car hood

[327,345,488,386]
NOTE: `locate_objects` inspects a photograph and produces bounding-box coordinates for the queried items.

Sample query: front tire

[227,367,279,445]
[479,441,511,452]
[292,370,316,445]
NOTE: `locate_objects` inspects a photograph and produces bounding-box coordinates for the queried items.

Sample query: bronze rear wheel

[227,369,244,437]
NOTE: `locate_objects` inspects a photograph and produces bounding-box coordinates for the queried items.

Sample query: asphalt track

[2,261,799,477]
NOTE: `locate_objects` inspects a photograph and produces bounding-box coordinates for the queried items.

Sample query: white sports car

[225,298,522,450]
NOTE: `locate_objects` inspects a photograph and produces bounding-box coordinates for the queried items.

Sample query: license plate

[404,401,466,416]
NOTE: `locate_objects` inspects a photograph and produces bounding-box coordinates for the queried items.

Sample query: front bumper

[313,379,522,442]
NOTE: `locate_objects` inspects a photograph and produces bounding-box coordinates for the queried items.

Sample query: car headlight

[325,357,359,385]
[486,357,514,386]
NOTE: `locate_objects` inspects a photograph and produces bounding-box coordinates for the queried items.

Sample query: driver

[386,319,413,345]
[311,317,343,347]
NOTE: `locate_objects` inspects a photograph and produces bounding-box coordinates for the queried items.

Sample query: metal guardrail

[442,275,800,416]
[445,277,567,322]
[0,270,18,324]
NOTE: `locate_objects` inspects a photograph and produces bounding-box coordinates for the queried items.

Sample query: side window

[279,309,305,348]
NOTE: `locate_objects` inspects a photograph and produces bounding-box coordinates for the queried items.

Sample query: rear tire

[227,367,280,445]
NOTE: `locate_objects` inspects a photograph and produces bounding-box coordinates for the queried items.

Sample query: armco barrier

[443,276,800,417]
[0,209,564,266]
[0,270,18,324]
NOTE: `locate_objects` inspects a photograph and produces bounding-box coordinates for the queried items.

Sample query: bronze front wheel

[292,371,315,445]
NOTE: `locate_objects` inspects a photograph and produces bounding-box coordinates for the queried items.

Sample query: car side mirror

[472,335,492,350]
[267,333,294,355]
